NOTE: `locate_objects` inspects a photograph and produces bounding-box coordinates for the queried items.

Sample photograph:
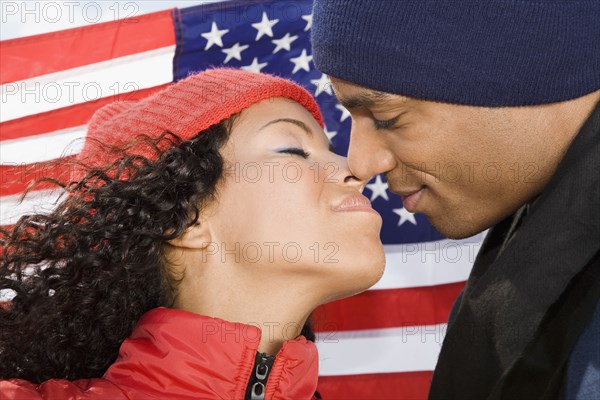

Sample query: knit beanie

[71,68,323,182]
[311,0,600,106]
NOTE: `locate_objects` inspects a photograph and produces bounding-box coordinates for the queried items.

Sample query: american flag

[0,0,484,398]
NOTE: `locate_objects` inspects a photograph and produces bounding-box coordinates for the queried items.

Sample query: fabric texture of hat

[311,0,600,106]
[72,68,323,182]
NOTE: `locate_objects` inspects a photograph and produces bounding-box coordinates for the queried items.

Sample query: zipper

[244,352,275,400]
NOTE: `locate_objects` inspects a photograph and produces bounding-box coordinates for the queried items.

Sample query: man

[311,1,600,399]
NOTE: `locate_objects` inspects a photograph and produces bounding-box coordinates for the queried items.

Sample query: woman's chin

[320,253,386,304]
[359,255,386,291]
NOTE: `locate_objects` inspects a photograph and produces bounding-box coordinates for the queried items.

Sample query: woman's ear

[167,218,213,250]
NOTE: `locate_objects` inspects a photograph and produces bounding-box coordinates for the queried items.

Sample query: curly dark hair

[0,116,318,384]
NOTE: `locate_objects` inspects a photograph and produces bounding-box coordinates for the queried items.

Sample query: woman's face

[202,97,385,301]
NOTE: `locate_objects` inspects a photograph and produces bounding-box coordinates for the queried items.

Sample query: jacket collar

[104,307,318,400]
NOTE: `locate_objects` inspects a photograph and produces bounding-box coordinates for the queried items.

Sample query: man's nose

[332,155,370,193]
[346,125,396,182]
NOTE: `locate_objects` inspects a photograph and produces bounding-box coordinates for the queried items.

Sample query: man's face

[330,77,581,239]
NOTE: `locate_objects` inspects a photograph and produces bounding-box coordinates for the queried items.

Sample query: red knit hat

[71,68,324,182]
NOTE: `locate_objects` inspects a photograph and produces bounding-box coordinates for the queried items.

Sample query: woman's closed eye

[278,148,311,159]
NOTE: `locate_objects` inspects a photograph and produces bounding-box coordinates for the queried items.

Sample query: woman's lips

[333,193,380,214]
[400,187,425,213]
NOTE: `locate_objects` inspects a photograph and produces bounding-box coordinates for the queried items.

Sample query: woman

[0,68,385,399]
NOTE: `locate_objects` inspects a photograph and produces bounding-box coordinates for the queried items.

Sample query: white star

[336,104,351,122]
[366,175,389,201]
[222,42,249,63]
[241,57,268,73]
[201,21,229,50]
[324,126,337,141]
[272,33,298,54]
[251,12,278,41]
[310,73,333,97]
[290,49,313,74]
[302,14,312,31]
[393,207,418,226]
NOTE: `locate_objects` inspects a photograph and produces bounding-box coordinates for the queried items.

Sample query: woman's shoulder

[0,377,128,399]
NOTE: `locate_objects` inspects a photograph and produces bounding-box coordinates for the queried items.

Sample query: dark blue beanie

[311,0,600,106]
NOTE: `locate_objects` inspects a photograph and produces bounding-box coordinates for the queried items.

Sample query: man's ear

[166,218,213,250]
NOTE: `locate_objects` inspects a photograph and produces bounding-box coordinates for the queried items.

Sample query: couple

[2,1,600,399]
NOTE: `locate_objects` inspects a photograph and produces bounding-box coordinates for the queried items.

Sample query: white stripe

[1,1,225,41]
[0,45,175,123]
[371,233,486,290]
[0,189,65,226]
[316,324,447,376]
[1,125,87,165]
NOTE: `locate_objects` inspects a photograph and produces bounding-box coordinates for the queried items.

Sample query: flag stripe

[313,282,463,332]
[316,324,447,375]
[372,234,484,290]
[2,126,87,165]
[0,84,170,143]
[0,10,176,85]
[0,189,65,226]
[0,160,74,198]
[1,46,176,123]
[318,371,432,400]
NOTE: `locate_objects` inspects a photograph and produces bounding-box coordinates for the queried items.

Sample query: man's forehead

[329,76,410,109]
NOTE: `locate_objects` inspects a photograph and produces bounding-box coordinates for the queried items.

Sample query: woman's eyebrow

[259,117,336,152]
[259,118,313,136]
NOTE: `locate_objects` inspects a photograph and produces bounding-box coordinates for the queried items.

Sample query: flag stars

[366,175,389,201]
[272,33,298,54]
[251,12,279,41]
[310,73,333,97]
[242,57,268,73]
[290,49,313,74]
[201,21,229,50]
[336,104,351,122]
[324,126,337,141]
[393,207,418,226]
[222,42,249,63]
[302,14,312,31]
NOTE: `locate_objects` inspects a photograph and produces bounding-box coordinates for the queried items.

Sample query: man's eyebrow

[259,118,312,136]
[337,90,393,110]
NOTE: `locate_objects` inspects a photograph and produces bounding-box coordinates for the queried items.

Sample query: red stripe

[0,84,169,142]
[0,158,74,197]
[312,282,464,332]
[0,10,175,84]
[318,371,432,400]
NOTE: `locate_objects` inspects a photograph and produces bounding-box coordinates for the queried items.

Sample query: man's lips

[395,187,426,213]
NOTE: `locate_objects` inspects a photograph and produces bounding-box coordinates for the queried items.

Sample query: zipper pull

[246,352,275,400]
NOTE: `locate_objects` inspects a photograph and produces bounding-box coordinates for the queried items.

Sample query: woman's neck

[173,270,320,355]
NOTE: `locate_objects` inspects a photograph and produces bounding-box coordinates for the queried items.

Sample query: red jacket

[1,307,319,399]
